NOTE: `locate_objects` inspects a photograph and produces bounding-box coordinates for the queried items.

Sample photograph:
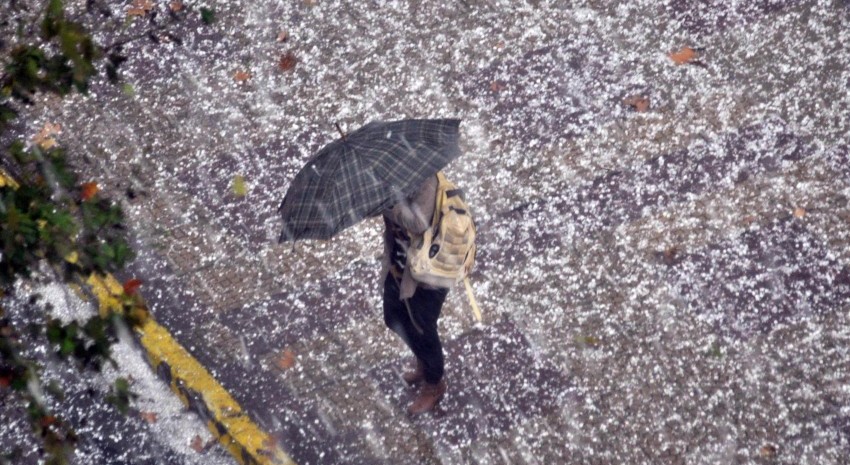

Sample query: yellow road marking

[86,274,295,465]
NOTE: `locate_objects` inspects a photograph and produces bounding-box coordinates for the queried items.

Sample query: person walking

[381,174,449,415]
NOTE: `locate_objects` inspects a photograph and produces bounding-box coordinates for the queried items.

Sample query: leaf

[122,83,136,96]
[489,81,506,92]
[277,30,289,42]
[233,71,252,82]
[232,175,248,197]
[759,444,777,458]
[623,95,650,112]
[669,46,699,65]
[793,207,806,218]
[123,278,143,296]
[200,7,216,24]
[140,411,158,423]
[169,1,184,12]
[279,52,297,72]
[33,122,61,149]
[127,0,154,16]
[39,415,58,427]
[574,335,600,347]
[190,435,205,453]
[80,182,99,201]
[64,251,79,264]
[275,348,296,370]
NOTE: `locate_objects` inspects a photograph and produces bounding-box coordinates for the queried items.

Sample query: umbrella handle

[463,277,482,323]
[334,122,347,141]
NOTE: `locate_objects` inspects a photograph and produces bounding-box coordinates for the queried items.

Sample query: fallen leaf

[233,70,252,82]
[169,1,184,12]
[304,0,318,6]
[275,348,296,370]
[489,81,506,92]
[190,435,205,453]
[0,376,11,388]
[279,52,298,72]
[33,122,61,149]
[40,416,58,427]
[128,0,155,16]
[123,278,143,296]
[232,175,248,197]
[793,207,806,218]
[623,95,650,112]
[669,46,699,65]
[140,411,158,423]
[263,436,276,449]
[64,251,79,264]
[80,182,99,201]
[759,444,777,458]
[277,30,289,42]
[575,335,600,347]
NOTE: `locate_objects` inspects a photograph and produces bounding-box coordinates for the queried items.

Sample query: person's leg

[383,275,450,414]
[404,286,448,384]
[403,286,449,415]
[383,274,408,340]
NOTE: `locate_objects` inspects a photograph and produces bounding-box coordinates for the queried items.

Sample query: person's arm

[386,175,437,235]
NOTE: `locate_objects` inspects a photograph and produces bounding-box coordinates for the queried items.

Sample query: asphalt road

[5,1,850,464]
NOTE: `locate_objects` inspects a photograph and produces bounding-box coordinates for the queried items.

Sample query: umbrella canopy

[278,119,462,243]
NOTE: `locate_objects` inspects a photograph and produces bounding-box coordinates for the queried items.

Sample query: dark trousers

[383,274,448,384]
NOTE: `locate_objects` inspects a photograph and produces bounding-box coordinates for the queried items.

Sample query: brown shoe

[407,380,447,416]
[402,360,425,385]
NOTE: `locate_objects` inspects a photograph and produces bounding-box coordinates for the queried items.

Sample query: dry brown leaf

[623,95,650,112]
[190,435,205,453]
[669,46,699,65]
[793,207,806,218]
[80,182,99,201]
[489,81,506,92]
[233,70,252,82]
[262,436,277,450]
[275,348,296,370]
[759,444,777,458]
[277,30,289,42]
[128,0,155,16]
[169,1,184,12]
[33,122,61,149]
[279,52,298,72]
[139,411,158,423]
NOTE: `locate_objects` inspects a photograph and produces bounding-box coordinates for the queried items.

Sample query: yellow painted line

[5,168,292,464]
[86,274,295,465]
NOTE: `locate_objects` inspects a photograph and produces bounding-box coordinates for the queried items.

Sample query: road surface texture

[6,1,850,464]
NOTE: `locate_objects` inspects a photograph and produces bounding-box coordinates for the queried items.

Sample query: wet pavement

[6,0,850,464]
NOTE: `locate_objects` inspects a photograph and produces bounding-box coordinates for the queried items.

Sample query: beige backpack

[408,172,476,289]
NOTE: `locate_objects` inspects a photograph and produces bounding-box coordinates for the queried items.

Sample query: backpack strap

[432,172,449,226]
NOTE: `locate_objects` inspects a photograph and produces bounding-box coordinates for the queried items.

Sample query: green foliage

[2,3,98,101]
[1,145,134,286]
[200,7,216,25]
[106,377,137,415]
[0,1,213,462]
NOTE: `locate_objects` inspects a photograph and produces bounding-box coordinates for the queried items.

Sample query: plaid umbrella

[278,119,462,243]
